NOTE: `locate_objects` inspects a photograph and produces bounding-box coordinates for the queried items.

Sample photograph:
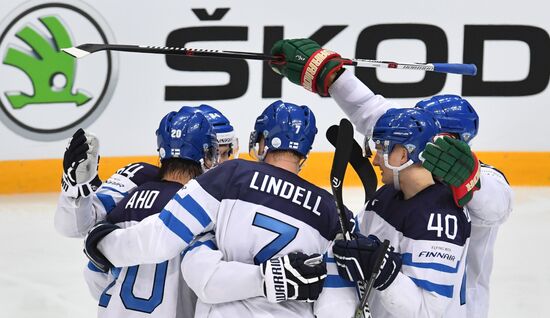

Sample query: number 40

[427,213,457,240]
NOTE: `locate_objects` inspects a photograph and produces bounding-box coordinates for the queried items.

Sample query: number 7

[252,213,299,265]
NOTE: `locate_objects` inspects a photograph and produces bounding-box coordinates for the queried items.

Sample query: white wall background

[1,0,549,160]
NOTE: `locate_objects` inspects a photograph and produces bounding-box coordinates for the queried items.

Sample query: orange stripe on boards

[0,152,549,194]
[475,152,550,186]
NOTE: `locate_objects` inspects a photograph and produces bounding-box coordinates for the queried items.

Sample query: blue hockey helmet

[415,94,479,143]
[156,107,218,168]
[372,108,440,164]
[249,100,318,160]
[196,104,237,147]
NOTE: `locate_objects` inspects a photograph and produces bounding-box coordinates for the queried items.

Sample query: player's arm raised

[270,39,397,137]
[54,128,103,237]
[55,132,159,237]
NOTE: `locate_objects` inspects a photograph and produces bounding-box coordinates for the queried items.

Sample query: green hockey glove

[269,38,346,96]
[421,136,481,207]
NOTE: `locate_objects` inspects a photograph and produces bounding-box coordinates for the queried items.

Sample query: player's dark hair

[158,158,202,181]
[269,149,305,161]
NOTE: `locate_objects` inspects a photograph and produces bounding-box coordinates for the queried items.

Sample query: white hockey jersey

[464,163,513,318]
[97,159,359,318]
[329,70,513,317]
[359,183,471,318]
[86,179,197,318]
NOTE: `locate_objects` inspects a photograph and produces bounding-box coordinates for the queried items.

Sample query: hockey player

[84,107,219,318]
[268,38,481,206]
[84,100,359,318]
[331,108,471,317]
[416,95,513,318]
[54,104,238,238]
[272,39,512,317]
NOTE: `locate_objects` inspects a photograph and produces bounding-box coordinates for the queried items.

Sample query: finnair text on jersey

[249,171,322,216]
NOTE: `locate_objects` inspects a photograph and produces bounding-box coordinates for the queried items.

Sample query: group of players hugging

[54,39,513,318]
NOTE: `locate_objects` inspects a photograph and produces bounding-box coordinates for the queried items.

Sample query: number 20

[427,213,457,240]
[171,129,182,138]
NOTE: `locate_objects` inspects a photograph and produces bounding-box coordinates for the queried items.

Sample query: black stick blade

[326,125,378,203]
[329,118,354,236]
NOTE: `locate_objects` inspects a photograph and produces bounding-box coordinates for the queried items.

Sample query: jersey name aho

[95,162,160,213]
[89,176,197,318]
[99,159,355,317]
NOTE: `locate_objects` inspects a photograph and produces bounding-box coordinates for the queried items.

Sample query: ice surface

[0,187,548,317]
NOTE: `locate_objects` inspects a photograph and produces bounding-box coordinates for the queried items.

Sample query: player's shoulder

[115,162,160,185]
[102,161,159,193]
[197,158,334,200]
[107,180,182,224]
[480,161,510,185]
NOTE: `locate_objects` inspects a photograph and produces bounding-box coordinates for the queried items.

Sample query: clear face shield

[249,130,268,161]
[201,142,219,172]
[363,136,373,159]
[374,139,415,191]
[217,131,240,162]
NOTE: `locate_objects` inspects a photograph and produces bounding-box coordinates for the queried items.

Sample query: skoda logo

[0,1,118,141]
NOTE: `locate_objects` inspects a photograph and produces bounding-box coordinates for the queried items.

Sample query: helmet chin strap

[251,145,269,161]
[383,153,414,191]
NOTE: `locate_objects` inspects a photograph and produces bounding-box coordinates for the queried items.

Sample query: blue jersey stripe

[175,194,212,228]
[158,209,195,243]
[401,253,459,273]
[182,240,217,257]
[87,261,105,273]
[409,277,454,298]
[460,270,467,305]
[100,186,128,195]
[324,274,355,288]
[97,193,116,213]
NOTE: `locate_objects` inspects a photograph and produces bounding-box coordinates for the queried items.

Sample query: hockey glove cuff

[421,136,481,207]
[62,174,102,198]
[61,128,101,198]
[333,235,402,291]
[261,252,327,303]
[84,221,119,273]
[270,38,346,96]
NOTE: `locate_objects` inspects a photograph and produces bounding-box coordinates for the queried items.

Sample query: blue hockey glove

[61,128,101,198]
[333,235,402,291]
[84,221,119,273]
[261,252,327,303]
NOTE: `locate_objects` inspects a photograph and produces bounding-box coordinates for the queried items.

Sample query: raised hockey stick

[329,118,354,239]
[329,119,371,318]
[62,43,477,76]
[326,125,377,204]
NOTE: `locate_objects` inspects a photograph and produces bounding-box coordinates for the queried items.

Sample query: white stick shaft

[351,59,435,72]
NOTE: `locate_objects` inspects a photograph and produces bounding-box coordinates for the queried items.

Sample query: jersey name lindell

[249,171,322,216]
